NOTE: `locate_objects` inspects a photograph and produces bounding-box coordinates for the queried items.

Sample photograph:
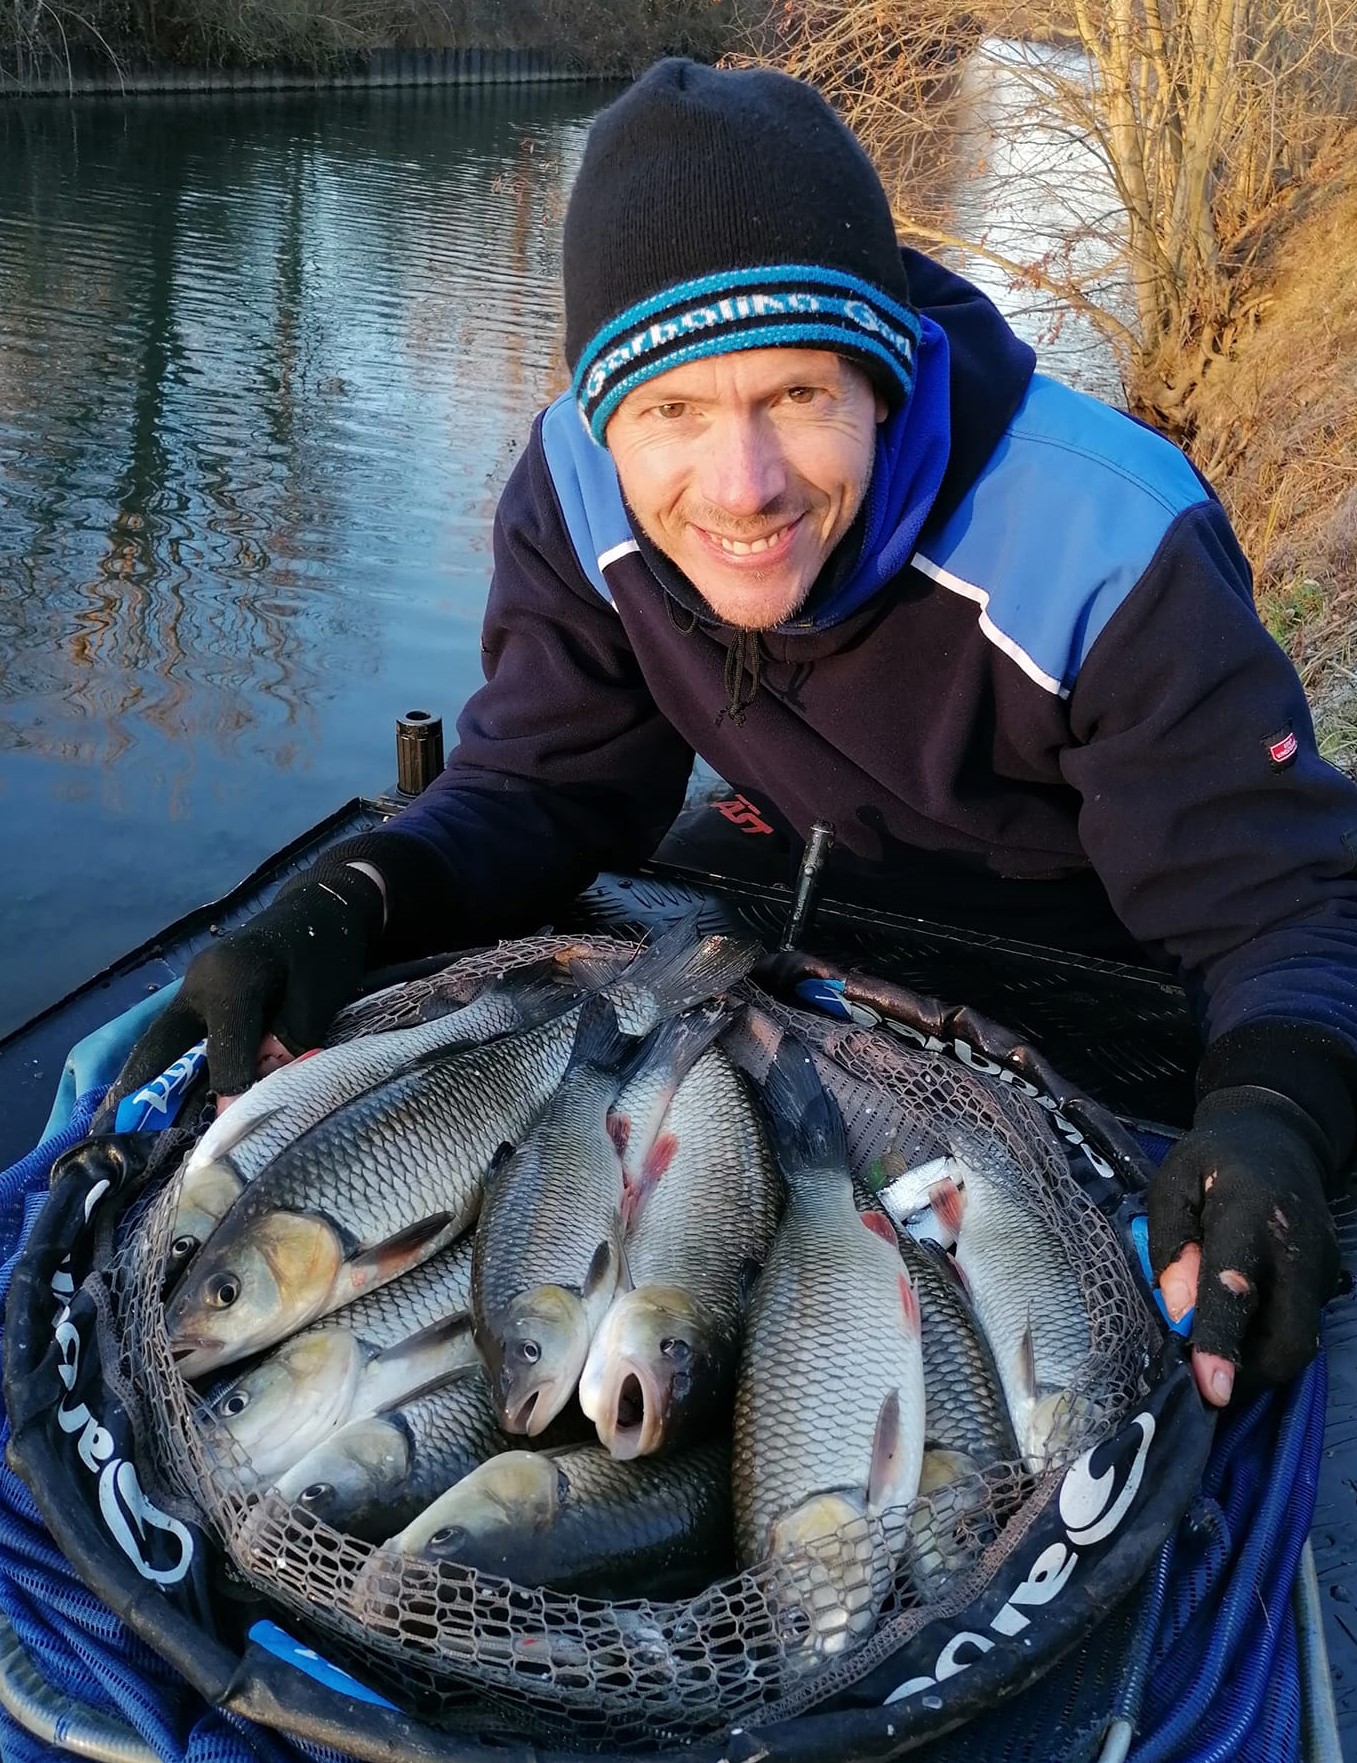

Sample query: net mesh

[97,935,1155,1753]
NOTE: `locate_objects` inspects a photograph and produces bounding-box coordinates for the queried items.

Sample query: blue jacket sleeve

[342,423,694,953]
[1063,498,1357,1060]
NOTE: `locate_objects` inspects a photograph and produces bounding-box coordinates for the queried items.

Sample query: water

[0,84,607,1040]
[0,64,1122,1047]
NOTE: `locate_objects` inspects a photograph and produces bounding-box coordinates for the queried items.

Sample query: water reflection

[0,84,605,1034]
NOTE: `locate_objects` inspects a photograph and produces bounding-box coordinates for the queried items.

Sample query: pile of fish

[152,919,1102,1654]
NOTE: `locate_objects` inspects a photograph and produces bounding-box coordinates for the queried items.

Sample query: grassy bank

[2,0,755,85]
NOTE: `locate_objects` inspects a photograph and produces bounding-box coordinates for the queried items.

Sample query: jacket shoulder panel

[914,373,1210,697]
[539,392,637,604]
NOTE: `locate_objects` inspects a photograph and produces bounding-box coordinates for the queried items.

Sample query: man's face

[605,348,887,630]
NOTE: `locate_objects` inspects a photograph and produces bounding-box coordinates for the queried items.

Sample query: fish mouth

[172,1338,226,1380]
[504,1378,573,1439]
[595,1358,667,1460]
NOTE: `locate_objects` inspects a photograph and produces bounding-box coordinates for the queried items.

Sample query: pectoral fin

[342,1215,458,1300]
[361,1313,480,1409]
[867,1387,906,1514]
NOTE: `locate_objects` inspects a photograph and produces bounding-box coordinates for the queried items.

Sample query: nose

[697,412,788,519]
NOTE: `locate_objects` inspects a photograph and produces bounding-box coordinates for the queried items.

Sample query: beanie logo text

[574,264,921,443]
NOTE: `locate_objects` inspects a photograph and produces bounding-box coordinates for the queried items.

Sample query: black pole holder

[781,819,836,951]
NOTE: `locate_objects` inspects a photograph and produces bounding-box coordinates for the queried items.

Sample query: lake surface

[0,62,1120,1044]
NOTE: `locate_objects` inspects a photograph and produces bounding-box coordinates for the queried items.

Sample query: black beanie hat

[564,57,920,444]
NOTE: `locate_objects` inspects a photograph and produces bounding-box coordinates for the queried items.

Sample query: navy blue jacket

[354,252,1357,1085]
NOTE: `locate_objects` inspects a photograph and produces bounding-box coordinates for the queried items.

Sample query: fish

[733,1035,925,1659]
[197,1238,479,1487]
[380,1440,734,1600]
[927,1142,1094,1472]
[471,997,636,1438]
[166,956,580,1276]
[897,1234,1019,1469]
[579,1044,781,1458]
[167,921,757,1378]
[269,1370,588,1542]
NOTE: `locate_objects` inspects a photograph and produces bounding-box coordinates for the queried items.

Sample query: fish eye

[170,1235,198,1264]
[429,1525,467,1552]
[222,1391,250,1417]
[659,1337,692,1363]
[299,1482,334,1507]
[207,1274,240,1309]
[517,1340,541,1364]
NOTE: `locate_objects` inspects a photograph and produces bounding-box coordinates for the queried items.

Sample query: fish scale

[896,1234,1019,1467]
[624,1047,779,1303]
[734,1193,924,1562]
[233,1014,573,1238]
[475,1055,627,1306]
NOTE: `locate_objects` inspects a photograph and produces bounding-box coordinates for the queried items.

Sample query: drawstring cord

[664,593,762,726]
[719,628,763,726]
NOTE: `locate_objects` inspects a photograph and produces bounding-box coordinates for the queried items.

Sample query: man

[120,58,1354,1411]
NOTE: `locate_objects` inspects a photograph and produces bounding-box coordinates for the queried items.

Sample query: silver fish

[471,997,634,1438]
[168,957,579,1274]
[928,1142,1094,1471]
[271,1369,587,1541]
[168,923,756,1379]
[898,1233,1019,1468]
[580,1043,781,1457]
[734,1036,925,1659]
[383,1440,734,1600]
[198,1238,479,1486]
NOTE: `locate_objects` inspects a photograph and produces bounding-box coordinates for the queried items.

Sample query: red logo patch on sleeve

[1266,724,1299,770]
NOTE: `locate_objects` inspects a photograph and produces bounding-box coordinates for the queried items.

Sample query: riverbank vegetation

[2,0,752,85]
[747,1,1357,761]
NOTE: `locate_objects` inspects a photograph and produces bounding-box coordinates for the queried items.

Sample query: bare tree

[741,0,1357,446]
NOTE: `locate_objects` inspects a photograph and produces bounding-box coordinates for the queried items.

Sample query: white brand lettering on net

[879,1020,1117,1182]
[49,1283,194,1585]
[883,1412,1156,1705]
[129,1043,202,1119]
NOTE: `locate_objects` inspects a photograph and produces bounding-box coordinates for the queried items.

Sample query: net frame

[96,934,1156,1752]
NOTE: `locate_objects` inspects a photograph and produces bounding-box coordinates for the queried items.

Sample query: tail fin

[720,1002,784,1085]
[486,957,584,1034]
[565,995,634,1076]
[608,912,760,1033]
[757,1035,847,1180]
[624,998,737,1094]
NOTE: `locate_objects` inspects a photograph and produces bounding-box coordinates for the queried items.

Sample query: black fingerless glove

[110,857,385,1102]
[1148,1019,1354,1387]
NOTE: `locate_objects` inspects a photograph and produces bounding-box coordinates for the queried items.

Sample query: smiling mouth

[700,516,801,557]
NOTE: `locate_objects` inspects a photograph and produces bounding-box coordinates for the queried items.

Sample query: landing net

[101,935,1155,1752]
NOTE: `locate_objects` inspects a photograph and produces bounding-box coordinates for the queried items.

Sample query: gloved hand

[1148,1084,1342,1406]
[109,859,386,1105]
